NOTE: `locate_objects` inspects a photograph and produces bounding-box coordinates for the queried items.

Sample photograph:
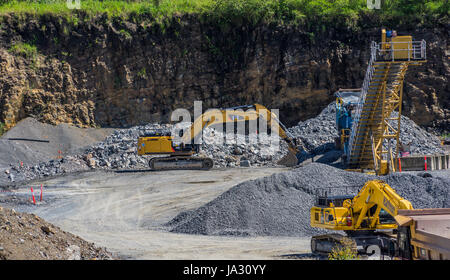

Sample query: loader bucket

[277,150,299,167]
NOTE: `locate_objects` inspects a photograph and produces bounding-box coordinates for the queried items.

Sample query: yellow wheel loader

[137,104,304,170]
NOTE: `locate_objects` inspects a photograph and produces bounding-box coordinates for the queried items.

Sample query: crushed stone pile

[84,122,288,169]
[3,123,288,183]
[1,102,445,184]
[167,163,450,237]
[0,206,113,260]
[288,103,338,153]
[288,103,445,155]
[0,117,114,169]
[200,127,288,168]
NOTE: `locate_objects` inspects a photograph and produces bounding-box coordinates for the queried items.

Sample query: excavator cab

[137,130,199,155]
[311,188,355,230]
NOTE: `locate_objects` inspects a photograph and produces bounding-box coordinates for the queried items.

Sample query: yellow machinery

[310,180,413,256]
[344,29,427,175]
[137,104,303,170]
[381,29,414,60]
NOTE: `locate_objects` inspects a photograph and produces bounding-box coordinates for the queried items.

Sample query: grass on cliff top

[0,0,448,26]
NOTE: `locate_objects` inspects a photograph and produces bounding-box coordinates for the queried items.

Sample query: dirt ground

[0,167,315,260]
[0,206,112,260]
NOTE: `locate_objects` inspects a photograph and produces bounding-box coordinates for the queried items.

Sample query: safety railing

[374,40,427,61]
[347,41,377,160]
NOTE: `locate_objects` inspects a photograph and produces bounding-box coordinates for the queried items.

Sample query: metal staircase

[347,40,427,172]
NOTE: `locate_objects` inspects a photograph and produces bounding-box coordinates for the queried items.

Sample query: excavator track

[311,232,397,257]
[149,156,214,171]
[311,234,346,255]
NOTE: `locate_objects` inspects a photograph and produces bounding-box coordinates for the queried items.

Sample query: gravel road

[0,167,316,259]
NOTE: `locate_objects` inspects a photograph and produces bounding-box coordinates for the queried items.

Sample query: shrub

[328,237,358,260]
[0,122,5,137]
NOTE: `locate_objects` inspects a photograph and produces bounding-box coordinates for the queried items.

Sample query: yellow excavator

[310,180,414,257]
[137,104,303,170]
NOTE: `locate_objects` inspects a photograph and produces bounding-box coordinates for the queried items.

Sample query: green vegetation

[8,42,41,68]
[8,41,38,59]
[0,122,5,137]
[328,237,359,260]
[0,1,447,27]
[137,67,147,78]
[119,29,132,39]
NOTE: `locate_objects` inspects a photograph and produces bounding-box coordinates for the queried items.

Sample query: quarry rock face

[0,14,448,133]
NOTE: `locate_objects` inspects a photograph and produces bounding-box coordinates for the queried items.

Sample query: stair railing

[347,41,377,161]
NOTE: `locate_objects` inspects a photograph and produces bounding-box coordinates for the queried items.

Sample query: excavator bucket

[277,149,299,167]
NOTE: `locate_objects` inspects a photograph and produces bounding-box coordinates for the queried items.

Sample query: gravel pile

[200,127,288,168]
[3,123,288,183]
[288,103,445,155]
[390,112,445,155]
[83,123,288,169]
[2,102,445,184]
[167,163,450,237]
[288,103,338,152]
[0,206,113,260]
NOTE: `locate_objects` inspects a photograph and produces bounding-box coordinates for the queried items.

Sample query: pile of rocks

[200,128,288,168]
[0,206,113,260]
[391,112,445,155]
[167,163,450,237]
[3,156,89,184]
[4,122,288,183]
[2,102,445,184]
[288,102,445,155]
[288,103,338,152]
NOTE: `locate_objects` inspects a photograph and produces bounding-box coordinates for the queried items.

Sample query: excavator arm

[179,104,302,166]
[350,180,413,229]
[138,103,303,170]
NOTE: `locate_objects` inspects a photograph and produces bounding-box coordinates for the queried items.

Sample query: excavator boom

[138,104,303,170]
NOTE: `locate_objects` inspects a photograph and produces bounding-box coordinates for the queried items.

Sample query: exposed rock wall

[0,14,448,132]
